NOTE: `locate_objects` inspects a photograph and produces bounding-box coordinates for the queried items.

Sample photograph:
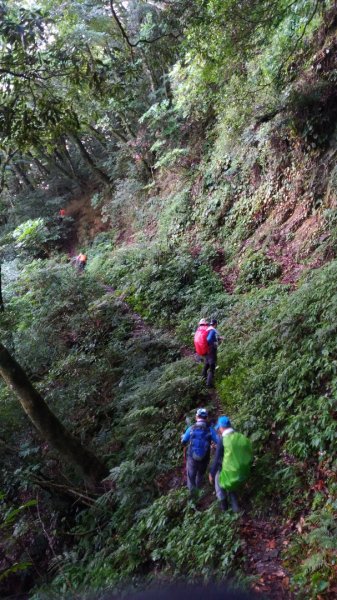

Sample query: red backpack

[194,327,209,356]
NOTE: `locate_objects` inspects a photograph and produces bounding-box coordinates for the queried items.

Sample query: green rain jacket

[219,431,253,491]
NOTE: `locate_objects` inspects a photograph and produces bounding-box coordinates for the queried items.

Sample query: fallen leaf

[296,516,305,534]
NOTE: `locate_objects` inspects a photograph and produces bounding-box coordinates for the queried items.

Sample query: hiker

[181,408,218,493]
[57,208,66,224]
[74,253,87,272]
[194,318,209,371]
[202,318,220,388]
[209,415,253,512]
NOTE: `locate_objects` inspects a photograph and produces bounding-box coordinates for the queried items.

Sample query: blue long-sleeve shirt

[207,327,219,347]
[209,436,223,478]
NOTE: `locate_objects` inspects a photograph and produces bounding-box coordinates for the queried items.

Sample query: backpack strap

[190,421,207,432]
[190,422,211,441]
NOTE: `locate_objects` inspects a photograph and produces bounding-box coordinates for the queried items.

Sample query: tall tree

[0,343,108,486]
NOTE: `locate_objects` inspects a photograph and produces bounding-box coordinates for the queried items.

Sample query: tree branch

[109,0,181,49]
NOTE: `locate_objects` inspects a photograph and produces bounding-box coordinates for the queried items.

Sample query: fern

[302,552,325,575]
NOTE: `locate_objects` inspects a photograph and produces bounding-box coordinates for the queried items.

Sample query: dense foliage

[2,0,337,598]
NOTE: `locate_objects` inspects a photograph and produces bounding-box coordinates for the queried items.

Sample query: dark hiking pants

[215,472,239,512]
[186,454,209,491]
[202,348,217,387]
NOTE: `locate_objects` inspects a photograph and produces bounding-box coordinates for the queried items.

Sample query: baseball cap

[215,415,231,430]
[196,408,208,418]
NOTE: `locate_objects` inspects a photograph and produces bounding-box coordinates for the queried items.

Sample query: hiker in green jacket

[209,415,253,512]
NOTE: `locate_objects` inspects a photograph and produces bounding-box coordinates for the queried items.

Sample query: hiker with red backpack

[194,318,220,388]
[203,318,220,388]
[181,408,218,493]
[209,415,253,512]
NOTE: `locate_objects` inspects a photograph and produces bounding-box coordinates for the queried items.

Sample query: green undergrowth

[37,493,241,597]
[0,257,244,597]
[2,1,337,597]
[88,238,337,596]
[3,236,337,597]
[88,234,337,495]
[87,241,225,331]
[287,486,337,597]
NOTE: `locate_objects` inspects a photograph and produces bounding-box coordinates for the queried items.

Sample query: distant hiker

[181,408,218,493]
[74,253,87,272]
[57,208,66,224]
[209,416,253,513]
[202,318,220,388]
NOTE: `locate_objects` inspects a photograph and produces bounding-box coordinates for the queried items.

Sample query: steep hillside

[2,1,337,599]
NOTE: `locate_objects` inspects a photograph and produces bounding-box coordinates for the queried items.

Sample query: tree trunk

[0,149,17,193]
[12,160,34,191]
[88,125,109,149]
[60,137,78,176]
[119,115,136,139]
[31,156,50,177]
[72,134,110,185]
[162,70,173,105]
[54,150,76,179]
[39,150,73,182]
[0,344,108,486]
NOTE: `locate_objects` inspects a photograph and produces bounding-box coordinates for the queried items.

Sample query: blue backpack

[189,423,212,461]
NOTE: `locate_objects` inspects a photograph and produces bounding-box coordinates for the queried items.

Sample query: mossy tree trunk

[0,343,108,486]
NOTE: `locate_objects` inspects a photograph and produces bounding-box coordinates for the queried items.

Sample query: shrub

[288,489,337,597]
[235,251,282,292]
[12,218,62,258]
[99,243,223,326]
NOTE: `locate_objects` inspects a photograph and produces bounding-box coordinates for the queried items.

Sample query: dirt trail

[207,387,222,418]
[64,227,78,258]
[101,285,155,339]
[241,518,294,599]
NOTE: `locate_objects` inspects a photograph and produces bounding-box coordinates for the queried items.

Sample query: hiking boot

[206,373,215,387]
[219,498,228,512]
[229,492,239,513]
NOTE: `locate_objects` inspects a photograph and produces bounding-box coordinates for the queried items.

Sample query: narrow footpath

[105,285,295,599]
[208,388,294,599]
[68,225,295,599]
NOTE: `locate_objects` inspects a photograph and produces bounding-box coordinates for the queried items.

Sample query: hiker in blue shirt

[202,318,220,388]
[181,408,218,492]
